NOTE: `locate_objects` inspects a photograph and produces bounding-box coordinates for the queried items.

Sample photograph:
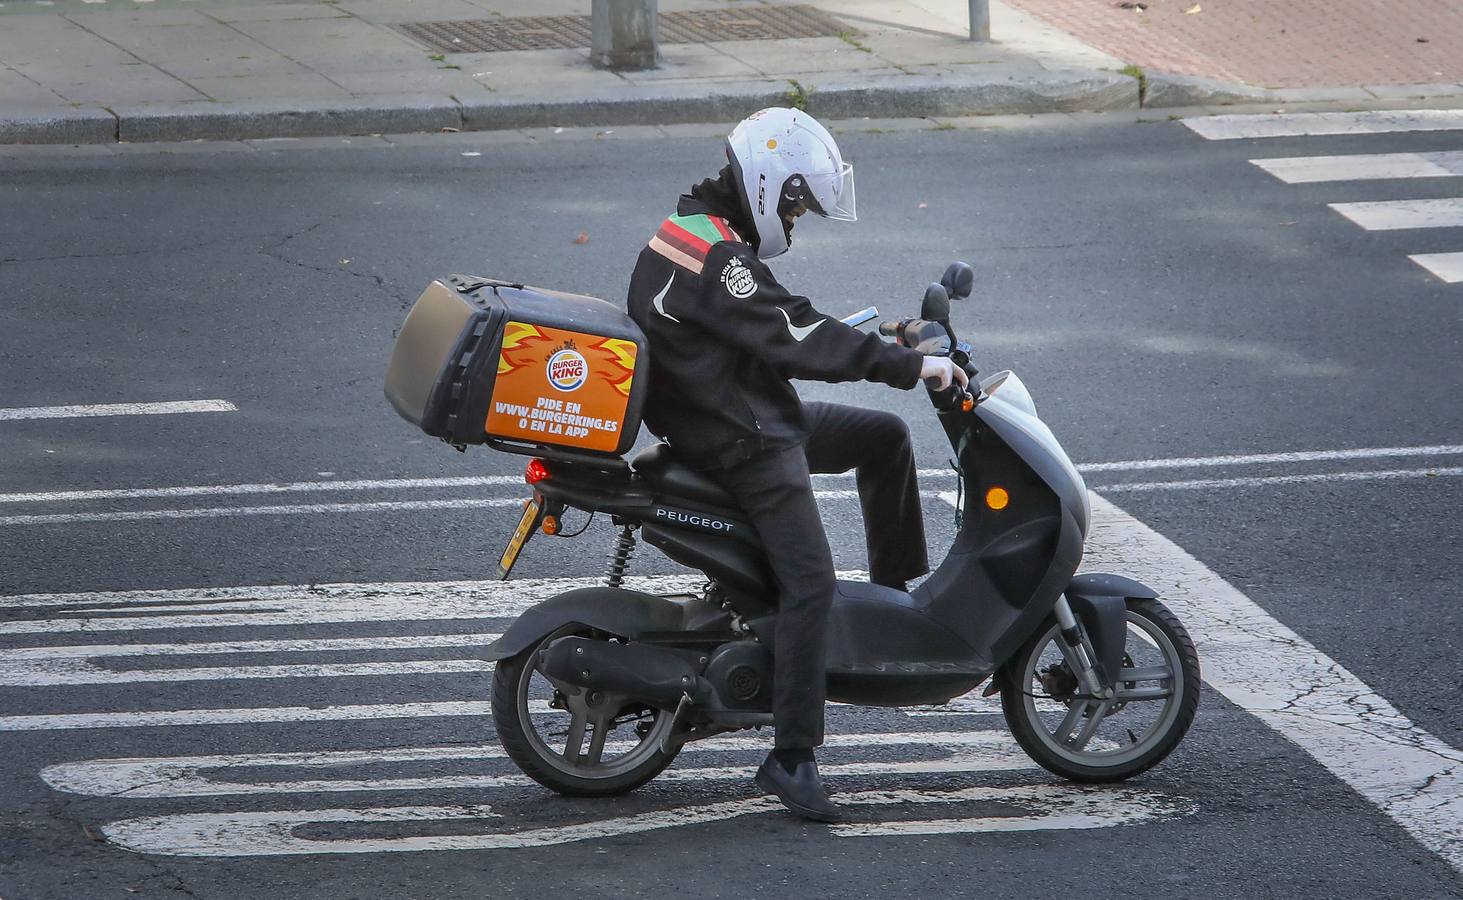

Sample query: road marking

[0,633,502,659]
[1073,442,1463,473]
[0,475,524,505]
[1251,151,1463,184]
[0,572,725,632]
[44,731,1026,799]
[0,657,499,687]
[1409,252,1463,283]
[0,400,236,421]
[1186,109,1463,140]
[0,490,890,527]
[2,441,1456,511]
[1088,493,1463,874]
[1,632,508,686]
[0,497,526,527]
[0,701,493,732]
[1330,198,1463,231]
[97,785,1194,856]
[1097,465,1463,493]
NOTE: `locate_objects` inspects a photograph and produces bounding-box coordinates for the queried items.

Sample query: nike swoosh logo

[652,273,678,323]
[777,307,824,343]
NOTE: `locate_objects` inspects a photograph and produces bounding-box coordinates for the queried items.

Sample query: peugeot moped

[482,262,1200,795]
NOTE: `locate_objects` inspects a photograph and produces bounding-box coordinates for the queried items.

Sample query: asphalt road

[1,114,1461,898]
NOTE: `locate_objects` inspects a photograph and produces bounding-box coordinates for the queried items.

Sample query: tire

[1001,598,1200,783]
[491,626,680,797]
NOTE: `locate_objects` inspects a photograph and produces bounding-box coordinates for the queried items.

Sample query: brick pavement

[1003,0,1463,89]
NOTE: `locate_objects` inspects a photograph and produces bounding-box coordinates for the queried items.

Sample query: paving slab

[0,68,66,106]
[322,68,487,97]
[613,44,763,83]
[717,36,900,77]
[0,16,138,67]
[201,3,353,23]
[1364,83,1463,101]
[184,73,355,103]
[332,0,488,24]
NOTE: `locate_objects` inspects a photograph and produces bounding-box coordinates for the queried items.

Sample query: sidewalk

[1005,0,1463,101]
[0,0,1136,143]
[1,0,1461,145]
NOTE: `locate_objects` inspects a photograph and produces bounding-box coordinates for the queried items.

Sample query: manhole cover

[396,5,853,54]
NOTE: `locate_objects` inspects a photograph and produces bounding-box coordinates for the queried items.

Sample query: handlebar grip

[878,321,901,338]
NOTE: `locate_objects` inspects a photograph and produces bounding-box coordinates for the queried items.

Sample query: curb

[6,68,1460,145]
[0,107,117,145]
[0,70,1139,145]
[1141,72,1278,108]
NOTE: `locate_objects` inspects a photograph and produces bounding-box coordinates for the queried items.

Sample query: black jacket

[626,184,924,469]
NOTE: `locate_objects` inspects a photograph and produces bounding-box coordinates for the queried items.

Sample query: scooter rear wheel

[492,626,680,797]
[1000,598,1200,783]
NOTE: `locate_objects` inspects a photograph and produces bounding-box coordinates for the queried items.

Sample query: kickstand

[659,693,693,755]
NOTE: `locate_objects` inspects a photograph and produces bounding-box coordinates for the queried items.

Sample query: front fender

[1065,573,1159,686]
[481,587,684,662]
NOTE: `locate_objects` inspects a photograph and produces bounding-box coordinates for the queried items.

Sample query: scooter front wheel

[1000,598,1200,783]
[492,625,680,797]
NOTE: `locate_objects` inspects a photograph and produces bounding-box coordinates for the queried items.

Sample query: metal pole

[968,0,990,41]
[591,0,659,70]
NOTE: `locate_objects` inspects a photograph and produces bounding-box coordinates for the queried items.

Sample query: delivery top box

[385,275,649,459]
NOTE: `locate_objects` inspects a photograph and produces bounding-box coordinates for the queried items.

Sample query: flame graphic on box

[594,337,637,397]
[497,322,550,377]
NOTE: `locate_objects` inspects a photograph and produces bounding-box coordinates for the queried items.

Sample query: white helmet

[724,108,856,260]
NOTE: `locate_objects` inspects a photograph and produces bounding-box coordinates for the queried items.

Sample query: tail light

[525,458,551,485]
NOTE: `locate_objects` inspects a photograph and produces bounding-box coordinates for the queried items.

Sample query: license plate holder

[496,497,542,580]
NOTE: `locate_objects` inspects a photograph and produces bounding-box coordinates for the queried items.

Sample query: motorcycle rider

[626,108,968,822]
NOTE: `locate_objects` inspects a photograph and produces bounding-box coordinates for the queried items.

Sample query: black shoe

[755,752,844,823]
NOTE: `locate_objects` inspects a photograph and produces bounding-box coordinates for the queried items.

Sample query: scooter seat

[630,442,740,510]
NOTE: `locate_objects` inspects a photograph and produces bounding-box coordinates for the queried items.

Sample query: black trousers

[703,402,928,749]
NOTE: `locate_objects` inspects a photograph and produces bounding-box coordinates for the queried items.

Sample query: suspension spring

[605,525,637,588]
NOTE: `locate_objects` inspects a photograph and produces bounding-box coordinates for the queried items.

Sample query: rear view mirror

[921,283,950,322]
[941,261,975,300]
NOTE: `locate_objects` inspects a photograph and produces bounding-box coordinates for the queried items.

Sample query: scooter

[482,262,1200,796]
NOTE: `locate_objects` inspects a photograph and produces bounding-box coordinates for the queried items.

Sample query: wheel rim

[1018,609,1185,769]
[515,627,674,779]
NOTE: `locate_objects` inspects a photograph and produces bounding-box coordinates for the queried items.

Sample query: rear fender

[481,587,685,662]
[1065,573,1159,686]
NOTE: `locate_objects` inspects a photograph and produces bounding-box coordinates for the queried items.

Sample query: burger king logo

[546,346,588,392]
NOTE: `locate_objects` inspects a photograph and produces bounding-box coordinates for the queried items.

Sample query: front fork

[1053,597,1115,699]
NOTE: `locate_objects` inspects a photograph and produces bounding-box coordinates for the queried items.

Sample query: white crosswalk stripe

[1187,109,1463,140]
[1409,251,1463,283]
[1329,198,1463,231]
[1218,110,1463,283]
[1252,151,1463,184]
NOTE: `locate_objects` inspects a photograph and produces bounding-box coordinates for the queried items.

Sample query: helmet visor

[802,162,857,222]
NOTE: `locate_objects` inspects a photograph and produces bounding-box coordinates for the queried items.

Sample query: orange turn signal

[961,395,975,413]
[985,487,1010,510]
[541,515,560,535]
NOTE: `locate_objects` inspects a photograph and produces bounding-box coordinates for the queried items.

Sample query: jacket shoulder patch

[647,214,740,274]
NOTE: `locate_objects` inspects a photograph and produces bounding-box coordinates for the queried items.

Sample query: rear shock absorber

[605,524,637,588]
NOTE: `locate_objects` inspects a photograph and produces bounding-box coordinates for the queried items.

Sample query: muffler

[538,636,710,710]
